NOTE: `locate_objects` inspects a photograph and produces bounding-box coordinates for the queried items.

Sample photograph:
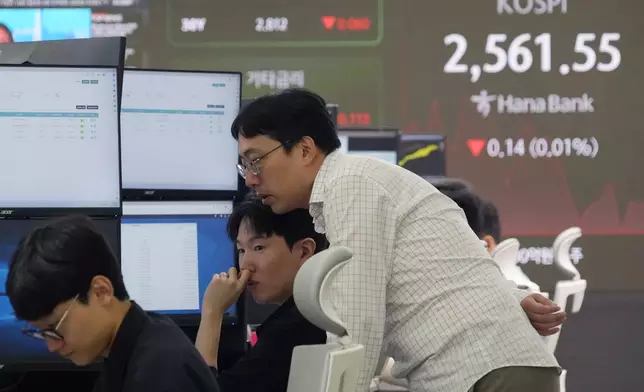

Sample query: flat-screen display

[338,128,399,165]
[121,201,236,317]
[0,8,92,43]
[0,65,121,213]
[0,218,119,367]
[120,70,241,193]
[398,133,446,178]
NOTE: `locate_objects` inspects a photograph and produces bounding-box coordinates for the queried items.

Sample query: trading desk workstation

[0,38,247,390]
[0,37,447,392]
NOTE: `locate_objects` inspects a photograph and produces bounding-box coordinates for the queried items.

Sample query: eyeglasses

[236,141,291,179]
[22,294,79,341]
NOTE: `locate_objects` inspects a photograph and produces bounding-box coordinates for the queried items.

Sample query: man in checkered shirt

[232,89,562,392]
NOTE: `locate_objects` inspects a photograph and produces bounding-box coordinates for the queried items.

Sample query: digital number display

[444,32,621,83]
[167,0,382,47]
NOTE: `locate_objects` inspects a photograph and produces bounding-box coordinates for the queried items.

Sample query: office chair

[491,238,541,293]
[288,246,365,392]
[547,227,587,392]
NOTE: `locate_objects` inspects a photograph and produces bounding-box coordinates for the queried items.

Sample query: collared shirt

[214,297,327,392]
[309,151,559,392]
[93,302,220,392]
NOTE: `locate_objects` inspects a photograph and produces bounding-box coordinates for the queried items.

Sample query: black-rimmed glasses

[22,294,79,341]
[236,141,291,179]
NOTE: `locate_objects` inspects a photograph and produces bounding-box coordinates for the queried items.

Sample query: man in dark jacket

[6,216,220,392]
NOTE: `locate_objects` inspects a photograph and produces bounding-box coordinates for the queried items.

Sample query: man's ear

[299,136,320,165]
[89,275,115,305]
[482,235,497,253]
[296,238,317,264]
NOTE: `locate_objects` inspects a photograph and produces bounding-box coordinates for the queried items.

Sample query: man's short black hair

[227,197,328,253]
[480,200,501,243]
[230,88,341,154]
[440,189,484,236]
[6,216,128,321]
[431,177,472,193]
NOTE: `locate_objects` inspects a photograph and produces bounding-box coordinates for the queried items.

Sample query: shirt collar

[310,150,341,204]
[255,297,296,337]
[104,301,148,391]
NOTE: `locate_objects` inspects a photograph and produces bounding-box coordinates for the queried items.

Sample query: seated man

[5,216,220,392]
[479,199,501,253]
[195,199,328,392]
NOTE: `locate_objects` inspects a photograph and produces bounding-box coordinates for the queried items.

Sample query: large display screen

[0,66,121,211]
[2,1,643,388]
[121,70,241,191]
[121,201,236,316]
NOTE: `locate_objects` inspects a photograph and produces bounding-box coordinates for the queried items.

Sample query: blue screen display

[120,215,236,316]
[0,8,92,43]
[0,219,119,365]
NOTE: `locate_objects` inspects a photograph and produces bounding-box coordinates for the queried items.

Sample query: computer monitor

[0,218,119,370]
[337,128,399,165]
[120,69,242,200]
[398,134,446,178]
[120,201,237,324]
[0,65,121,217]
[0,37,125,68]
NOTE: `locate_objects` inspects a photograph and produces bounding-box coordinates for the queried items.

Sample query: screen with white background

[338,134,398,165]
[121,201,236,315]
[121,70,241,191]
[0,66,120,208]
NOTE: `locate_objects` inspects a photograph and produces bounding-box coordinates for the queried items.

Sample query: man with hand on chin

[196,199,328,392]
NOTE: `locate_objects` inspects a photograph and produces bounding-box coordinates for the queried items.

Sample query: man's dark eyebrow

[241,147,261,158]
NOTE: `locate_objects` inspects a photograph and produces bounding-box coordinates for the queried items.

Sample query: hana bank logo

[470,90,595,118]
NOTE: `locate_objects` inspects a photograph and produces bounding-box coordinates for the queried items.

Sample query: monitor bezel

[338,128,400,159]
[0,63,123,218]
[120,68,243,202]
[119,196,243,327]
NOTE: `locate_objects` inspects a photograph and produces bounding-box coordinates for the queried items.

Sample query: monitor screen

[0,65,121,213]
[338,130,399,165]
[120,70,241,192]
[0,218,119,367]
[121,201,236,317]
[398,134,446,177]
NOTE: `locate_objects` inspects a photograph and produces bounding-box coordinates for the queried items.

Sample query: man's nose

[45,337,64,353]
[239,255,255,271]
[244,171,260,188]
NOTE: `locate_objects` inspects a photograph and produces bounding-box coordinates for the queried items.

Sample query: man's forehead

[238,135,277,156]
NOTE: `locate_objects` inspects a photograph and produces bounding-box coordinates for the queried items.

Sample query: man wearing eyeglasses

[5,216,220,392]
[233,89,560,392]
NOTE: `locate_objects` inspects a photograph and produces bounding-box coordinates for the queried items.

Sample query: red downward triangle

[321,16,336,30]
[467,139,486,157]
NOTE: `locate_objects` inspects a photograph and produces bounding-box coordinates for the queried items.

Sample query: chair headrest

[491,238,520,268]
[293,246,353,337]
[492,238,541,293]
[552,227,582,280]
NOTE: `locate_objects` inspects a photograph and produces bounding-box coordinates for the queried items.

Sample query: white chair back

[491,238,541,293]
[288,247,365,392]
[546,227,587,355]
